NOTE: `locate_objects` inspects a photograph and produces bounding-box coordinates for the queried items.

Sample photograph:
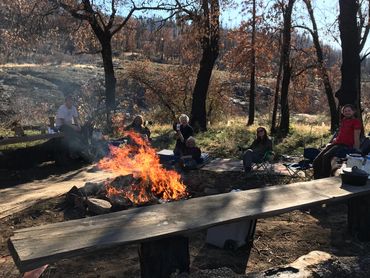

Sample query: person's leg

[243,149,253,173]
[321,145,344,178]
[313,144,336,179]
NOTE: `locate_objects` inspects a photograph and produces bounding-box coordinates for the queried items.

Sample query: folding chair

[251,150,277,182]
[283,147,320,180]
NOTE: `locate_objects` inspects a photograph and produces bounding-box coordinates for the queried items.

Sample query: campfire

[98,131,187,205]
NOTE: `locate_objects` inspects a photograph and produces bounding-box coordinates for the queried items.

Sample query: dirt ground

[1,163,370,278]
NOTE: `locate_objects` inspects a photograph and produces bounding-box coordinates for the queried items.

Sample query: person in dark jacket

[124,115,151,141]
[173,114,194,156]
[243,126,273,173]
[181,136,203,169]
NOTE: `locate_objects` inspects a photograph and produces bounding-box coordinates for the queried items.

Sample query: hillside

[0,63,104,126]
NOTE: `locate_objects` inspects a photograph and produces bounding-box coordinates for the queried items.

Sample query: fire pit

[66,131,188,215]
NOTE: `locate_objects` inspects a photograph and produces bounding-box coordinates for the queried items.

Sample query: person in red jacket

[313,104,362,179]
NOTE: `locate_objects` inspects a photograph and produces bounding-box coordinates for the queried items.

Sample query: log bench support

[7,177,370,277]
[348,195,370,241]
[139,236,190,278]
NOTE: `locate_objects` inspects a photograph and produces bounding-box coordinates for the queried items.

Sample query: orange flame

[98,131,187,204]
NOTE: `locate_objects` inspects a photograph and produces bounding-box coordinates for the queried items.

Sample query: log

[86,198,112,215]
[348,195,370,241]
[139,236,189,278]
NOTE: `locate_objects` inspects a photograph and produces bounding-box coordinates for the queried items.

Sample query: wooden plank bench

[8,177,370,275]
[0,133,64,147]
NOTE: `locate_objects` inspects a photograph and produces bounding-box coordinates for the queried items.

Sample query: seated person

[173,114,194,156]
[181,137,203,168]
[56,94,81,132]
[55,94,91,161]
[124,115,151,141]
[313,104,362,179]
[242,126,273,173]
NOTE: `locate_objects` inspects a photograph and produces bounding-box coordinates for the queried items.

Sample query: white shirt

[55,104,78,128]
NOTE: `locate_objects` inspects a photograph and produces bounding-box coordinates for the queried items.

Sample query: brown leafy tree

[46,0,176,127]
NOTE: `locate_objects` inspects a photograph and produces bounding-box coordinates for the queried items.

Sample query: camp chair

[283,147,320,180]
[250,150,277,182]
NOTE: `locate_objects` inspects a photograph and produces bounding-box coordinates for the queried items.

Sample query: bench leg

[139,236,189,278]
[348,195,370,241]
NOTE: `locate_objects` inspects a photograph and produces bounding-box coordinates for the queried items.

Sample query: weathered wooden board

[0,133,64,146]
[9,177,370,272]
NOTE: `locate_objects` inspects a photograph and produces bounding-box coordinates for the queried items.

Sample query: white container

[362,155,370,175]
[206,219,255,250]
[346,154,364,169]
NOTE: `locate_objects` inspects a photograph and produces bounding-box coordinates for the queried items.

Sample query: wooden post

[139,236,189,278]
[348,195,370,241]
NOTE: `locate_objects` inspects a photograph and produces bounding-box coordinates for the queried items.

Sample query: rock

[204,187,220,195]
[172,267,243,278]
[247,251,370,278]
[81,181,105,196]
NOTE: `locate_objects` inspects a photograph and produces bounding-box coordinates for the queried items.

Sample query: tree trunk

[337,0,361,111]
[271,34,283,134]
[190,0,220,132]
[101,40,117,111]
[191,48,218,132]
[304,0,339,132]
[278,0,295,137]
[247,0,256,126]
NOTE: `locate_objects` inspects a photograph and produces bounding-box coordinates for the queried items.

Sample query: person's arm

[267,139,273,152]
[73,116,81,127]
[72,107,81,128]
[192,147,202,161]
[145,127,151,140]
[249,139,257,150]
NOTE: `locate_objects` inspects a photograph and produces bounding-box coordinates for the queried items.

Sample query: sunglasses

[257,129,265,133]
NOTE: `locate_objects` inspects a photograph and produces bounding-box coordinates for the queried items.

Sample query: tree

[337,0,370,120]
[301,0,339,132]
[247,0,257,126]
[278,0,295,137]
[270,32,283,134]
[337,0,361,110]
[47,0,175,127]
[177,0,220,131]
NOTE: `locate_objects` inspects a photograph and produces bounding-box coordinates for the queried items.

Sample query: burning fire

[98,131,187,204]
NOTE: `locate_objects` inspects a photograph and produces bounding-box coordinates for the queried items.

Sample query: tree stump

[139,236,189,278]
[348,195,370,241]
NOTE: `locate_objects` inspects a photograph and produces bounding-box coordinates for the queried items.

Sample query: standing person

[55,94,81,132]
[243,126,273,173]
[313,104,362,179]
[173,114,194,156]
[124,115,151,140]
